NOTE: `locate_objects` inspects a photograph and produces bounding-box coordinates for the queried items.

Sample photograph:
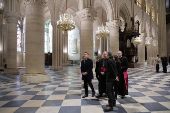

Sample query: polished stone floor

[0,65,170,113]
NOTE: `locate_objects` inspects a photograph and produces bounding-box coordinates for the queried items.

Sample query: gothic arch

[119,3,131,30]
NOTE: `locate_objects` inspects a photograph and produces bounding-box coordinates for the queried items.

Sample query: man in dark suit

[81,52,95,98]
[104,51,118,112]
[118,51,129,99]
[161,54,167,73]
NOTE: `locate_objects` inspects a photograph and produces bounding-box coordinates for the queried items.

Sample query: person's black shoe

[106,104,115,107]
[82,95,88,98]
[104,107,113,112]
[121,96,125,99]
[96,94,102,98]
[92,92,95,97]
[113,101,116,106]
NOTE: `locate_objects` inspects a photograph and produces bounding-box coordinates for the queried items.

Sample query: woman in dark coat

[113,55,121,99]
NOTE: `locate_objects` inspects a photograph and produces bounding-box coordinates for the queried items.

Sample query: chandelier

[96,1,109,38]
[134,37,141,45]
[57,0,75,33]
[145,40,150,47]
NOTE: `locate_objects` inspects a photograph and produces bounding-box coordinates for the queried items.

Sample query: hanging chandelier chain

[66,0,67,11]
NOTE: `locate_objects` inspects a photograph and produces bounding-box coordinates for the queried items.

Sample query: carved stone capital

[51,21,57,27]
[4,11,21,24]
[25,0,47,6]
[106,20,120,31]
[76,8,97,21]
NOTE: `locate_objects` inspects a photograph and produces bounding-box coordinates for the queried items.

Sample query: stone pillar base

[77,68,81,74]
[20,73,51,83]
[129,63,140,68]
[4,68,19,75]
[138,62,147,66]
[51,66,63,71]
[63,63,69,66]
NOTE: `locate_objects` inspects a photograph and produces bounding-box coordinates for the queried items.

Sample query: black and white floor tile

[0,65,170,113]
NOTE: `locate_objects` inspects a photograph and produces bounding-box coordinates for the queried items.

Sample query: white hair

[118,51,122,54]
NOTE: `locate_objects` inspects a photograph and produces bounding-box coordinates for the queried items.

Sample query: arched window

[44,20,53,53]
[17,21,21,52]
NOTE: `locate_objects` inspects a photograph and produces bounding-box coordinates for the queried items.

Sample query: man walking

[81,52,95,98]
[104,51,118,112]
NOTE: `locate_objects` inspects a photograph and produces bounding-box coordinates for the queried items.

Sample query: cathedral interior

[0,0,170,113]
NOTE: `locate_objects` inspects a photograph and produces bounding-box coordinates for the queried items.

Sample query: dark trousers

[98,75,106,96]
[106,82,115,108]
[156,64,159,72]
[84,79,95,95]
[163,65,167,73]
[114,81,119,99]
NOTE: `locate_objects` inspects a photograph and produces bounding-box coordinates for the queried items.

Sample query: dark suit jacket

[105,57,118,82]
[161,57,167,66]
[81,58,93,80]
[116,62,121,79]
[119,56,129,71]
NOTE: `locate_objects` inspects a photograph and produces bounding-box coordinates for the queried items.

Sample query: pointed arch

[119,3,131,30]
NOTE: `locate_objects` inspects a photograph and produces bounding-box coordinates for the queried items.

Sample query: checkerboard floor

[0,65,170,113]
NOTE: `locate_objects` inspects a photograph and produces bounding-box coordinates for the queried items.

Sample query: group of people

[81,51,129,112]
[155,54,170,73]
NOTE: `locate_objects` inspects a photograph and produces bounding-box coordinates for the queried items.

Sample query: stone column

[51,22,63,71]
[106,20,119,55]
[107,36,110,51]
[62,33,68,66]
[64,34,68,65]
[100,38,104,55]
[138,33,146,64]
[158,0,167,56]
[0,14,3,68]
[20,0,50,83]
[4,11,20,74]
[146,37,152,63]
[76,8,97,60]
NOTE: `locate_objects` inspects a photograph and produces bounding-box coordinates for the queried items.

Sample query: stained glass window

[17,24,21,52]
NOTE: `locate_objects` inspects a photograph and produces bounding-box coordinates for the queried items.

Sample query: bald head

[117,51,122,58]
